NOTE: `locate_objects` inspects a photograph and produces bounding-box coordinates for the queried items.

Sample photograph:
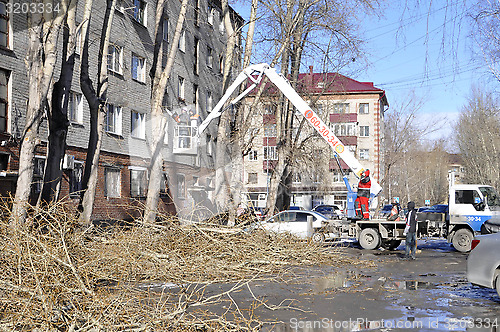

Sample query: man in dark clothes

[404,201,418,260]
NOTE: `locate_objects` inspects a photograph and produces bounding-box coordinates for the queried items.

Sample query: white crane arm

[198,63,382,196]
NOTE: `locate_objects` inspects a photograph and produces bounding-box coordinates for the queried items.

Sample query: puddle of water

[313,271,361,292]
[385,280,440,290]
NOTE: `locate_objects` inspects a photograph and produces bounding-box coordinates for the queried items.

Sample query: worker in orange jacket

[355,169,371,220]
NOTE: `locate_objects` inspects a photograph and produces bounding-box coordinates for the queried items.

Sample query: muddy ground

[175,239,500,331]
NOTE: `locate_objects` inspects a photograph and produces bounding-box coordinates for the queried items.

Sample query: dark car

[378,204,393,218]
[312,204,344,220]
[420,204,448,213]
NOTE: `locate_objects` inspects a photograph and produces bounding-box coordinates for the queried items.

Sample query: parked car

[467,232,500,298]
[254,210,330,242]
[419,204,448,214]
[378,204,393,218]
[312,204,344,220]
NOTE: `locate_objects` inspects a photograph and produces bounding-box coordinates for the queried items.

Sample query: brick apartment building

[242,67,389,211]
[0,0,243,220]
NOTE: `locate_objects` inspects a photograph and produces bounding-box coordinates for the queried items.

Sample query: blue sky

[231,1,496,143]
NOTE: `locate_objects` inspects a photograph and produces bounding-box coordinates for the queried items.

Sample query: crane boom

[198,63,382,197]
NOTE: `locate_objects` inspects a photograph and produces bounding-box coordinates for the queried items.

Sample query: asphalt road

[212,239,500,331]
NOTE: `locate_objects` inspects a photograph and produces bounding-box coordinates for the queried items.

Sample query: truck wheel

[495,270,500,298]
[452,228,473,252]
[312,232,325,243]
[359,228,381,250]
[382,239,402,250]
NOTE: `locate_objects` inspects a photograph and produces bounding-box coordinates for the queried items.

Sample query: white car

[467,232,500,297]
[258,210,330,242]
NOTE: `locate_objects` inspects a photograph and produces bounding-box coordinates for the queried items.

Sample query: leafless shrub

[0,200,361,331]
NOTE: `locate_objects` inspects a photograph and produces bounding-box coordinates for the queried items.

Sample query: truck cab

[448,184,500,251]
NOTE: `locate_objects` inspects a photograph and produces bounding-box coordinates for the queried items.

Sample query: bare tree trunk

[40,0,78,204]
[143,0,189,223]
[11,6,67,224]
[78,0,116,224]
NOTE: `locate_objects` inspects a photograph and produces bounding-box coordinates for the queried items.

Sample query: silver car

[467,232,500,297]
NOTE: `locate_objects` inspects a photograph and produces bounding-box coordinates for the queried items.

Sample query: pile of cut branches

[0,201,361,331]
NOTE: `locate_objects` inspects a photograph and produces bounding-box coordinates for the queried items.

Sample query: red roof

[296,72,384,95]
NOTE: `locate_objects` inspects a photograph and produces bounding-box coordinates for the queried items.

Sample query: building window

[264,146,278,160]
[105,104,122,135]
[179,30,186,52]
[193,37,199,75]
[193,84,199,113]
[178,76,185,101]
[162,17,168,41]
[332,170,343,183]
[332,103,349,114]
[359,149,369,160]
[207,46,213,68]
[174,124,196,149]
[68,91,83,124]
[130,168,148,197]
[263,103,277,115]
[131,54,146,82]
[70,161,84,198]
[0,153,8,171]
[264,124,276,137]
[359,125,369,137]
[359,103,369,114]
[131,111,145,139]
[132,0,146,25]
[33,156,45,194]
[0,68,9,133]
[177,174,185,198]
[208,4,215,25]
[248,172,258,184]
[331,123,355,136]
[107,44,123,74]
[248,150,258,161]
[0,0,9,48]
[206,91,213,113]
[104,167,121,198]
[75,27,82,54]
[194,0,200,26]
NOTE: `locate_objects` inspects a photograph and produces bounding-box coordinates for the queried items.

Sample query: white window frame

[248,172,258,184]
[332,103,349,114]
[132,0,147,26]
[68,91,83,124]
[359,125,369,137]
[263,146,278,160]
[264,124,277,137]
[0,0,11,49]
[0,68,10,133]
[107,44,123,74]
[206,91,213,113]
[359,149,369,160]
[33,155,46,194]
[207,46,213,68]
[129,167,148,197]
[179,30,186,52]
[106,104,123,135]
[331,123,356,136]
[162,17,168,41]
[248,150,258,161]
[173,124,197,153]
[131,53,146,82]
[359,103,369,114]
[177,174,186,198]
[208,4,215,26]
[131,111,146,139]
[69,161,84,198]
[104,167,121,198]
[178,76,185,101]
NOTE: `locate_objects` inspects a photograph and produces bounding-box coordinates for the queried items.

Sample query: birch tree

[40,0,79,204]
[143,0,189,223]
[77,0,116,223]
[11,0,68,224]
[454,87,500,189]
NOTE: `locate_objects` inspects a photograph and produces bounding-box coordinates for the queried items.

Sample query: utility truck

[197,63,500,253]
